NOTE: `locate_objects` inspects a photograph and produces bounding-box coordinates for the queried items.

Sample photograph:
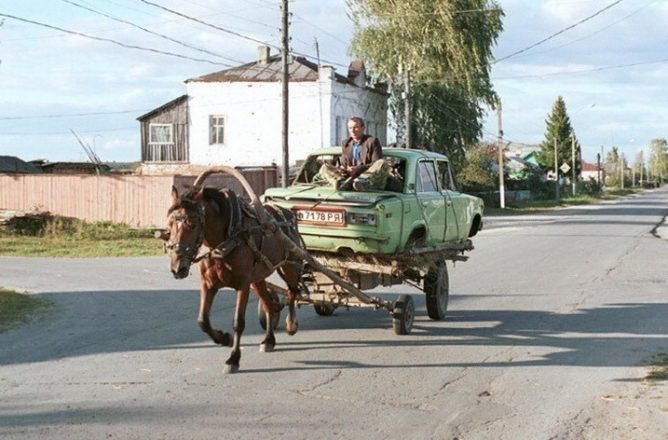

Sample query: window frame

[149,123,174,145]
[209,115,225,145]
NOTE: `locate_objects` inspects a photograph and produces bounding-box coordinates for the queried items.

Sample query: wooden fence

[0,167,278,228]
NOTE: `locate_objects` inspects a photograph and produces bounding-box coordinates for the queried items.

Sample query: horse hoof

[259,343,275,353]
[286,322,298,336]
[223,363,240,374]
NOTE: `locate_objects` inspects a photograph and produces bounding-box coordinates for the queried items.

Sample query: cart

[259,239,474,336]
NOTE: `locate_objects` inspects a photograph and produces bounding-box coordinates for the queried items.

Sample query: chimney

[257,46,271,65]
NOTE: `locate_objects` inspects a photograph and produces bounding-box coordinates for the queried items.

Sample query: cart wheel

[392,294,415,335]
[258,292,282,331]
[314,303,337,316]
[424,261,449,321]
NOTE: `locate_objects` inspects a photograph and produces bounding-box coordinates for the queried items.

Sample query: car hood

[262,185,397,206]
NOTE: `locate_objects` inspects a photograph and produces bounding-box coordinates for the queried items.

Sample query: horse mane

[169,187,231,215]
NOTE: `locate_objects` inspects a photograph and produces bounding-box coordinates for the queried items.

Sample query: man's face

[348,121,364,141]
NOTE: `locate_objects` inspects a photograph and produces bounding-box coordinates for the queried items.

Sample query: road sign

[560,163,571,174]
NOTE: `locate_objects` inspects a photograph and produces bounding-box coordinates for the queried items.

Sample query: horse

[158,167,305,373]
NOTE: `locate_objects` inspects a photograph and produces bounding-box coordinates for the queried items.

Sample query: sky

[1,0,667,165]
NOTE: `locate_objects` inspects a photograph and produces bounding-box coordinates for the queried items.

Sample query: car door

[437,159,468,242]
[416,159,446,244]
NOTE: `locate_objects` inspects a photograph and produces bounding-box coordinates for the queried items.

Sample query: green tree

[537,96,581,180]
[604,146,628,187]
[648,138,668,183]
[347,0,504,166]
[457,143,497,192]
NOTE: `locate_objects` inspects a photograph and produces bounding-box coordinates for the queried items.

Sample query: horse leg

[252,280,276,353]
[197,286,232,347]
[224,286,249,374]
[278,265,300,336]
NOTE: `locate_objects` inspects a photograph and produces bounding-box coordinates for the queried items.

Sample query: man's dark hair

[348,116,365,127]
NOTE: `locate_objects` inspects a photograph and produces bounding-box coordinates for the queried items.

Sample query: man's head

[347,116,365,142]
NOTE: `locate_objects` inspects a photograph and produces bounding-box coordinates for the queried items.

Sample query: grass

[0,288,53,333]
[485,188,642,216]
[646,352,668,382]
[0,214,163,257]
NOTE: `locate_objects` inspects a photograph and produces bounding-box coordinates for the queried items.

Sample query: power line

[493,0,624,64]
[493,56,668,80]
[504,0,657,60]
[60,0,242,65]
[0,12,229,66]
[139,0,280,50]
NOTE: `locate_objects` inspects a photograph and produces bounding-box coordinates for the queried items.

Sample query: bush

[1,213,153,240]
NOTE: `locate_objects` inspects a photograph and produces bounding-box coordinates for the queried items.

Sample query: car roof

[310,147,450,161]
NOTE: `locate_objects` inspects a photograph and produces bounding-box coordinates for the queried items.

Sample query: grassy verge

[0,288,53,333]
[0,214,163,257]
[485,188,642,216]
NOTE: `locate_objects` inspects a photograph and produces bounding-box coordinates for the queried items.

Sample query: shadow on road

[1,288,665,373]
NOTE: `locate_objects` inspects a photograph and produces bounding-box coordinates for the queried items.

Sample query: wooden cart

[261,239,474,335]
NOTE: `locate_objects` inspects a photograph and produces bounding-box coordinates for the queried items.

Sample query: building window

[149,124,173,144]
[209,115,225,145]
[335,116,343,145]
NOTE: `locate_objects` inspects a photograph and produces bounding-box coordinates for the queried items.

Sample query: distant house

[0,156,41,173]
[581,160,604,183]
[31,160,111,175]
[138,46,388,170]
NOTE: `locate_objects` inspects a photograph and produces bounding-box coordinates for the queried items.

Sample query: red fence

[0,168,278,228]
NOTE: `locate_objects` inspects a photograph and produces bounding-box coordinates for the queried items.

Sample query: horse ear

[171,185,180,203]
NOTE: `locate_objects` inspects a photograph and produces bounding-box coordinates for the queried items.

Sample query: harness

[169,189,299,272]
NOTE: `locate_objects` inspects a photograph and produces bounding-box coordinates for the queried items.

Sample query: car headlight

[346,212,376,225]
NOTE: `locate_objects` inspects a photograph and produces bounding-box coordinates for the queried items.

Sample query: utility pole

[404,67,412,149]
[280,0,289,187]
[597,152,601,187]
[554,138,560,201]
[314,38,324,149]
[571,133,576,196]
[619,155,624,189]
[496,99,505,209]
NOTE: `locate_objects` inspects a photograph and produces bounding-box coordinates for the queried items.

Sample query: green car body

[262,147,484,256]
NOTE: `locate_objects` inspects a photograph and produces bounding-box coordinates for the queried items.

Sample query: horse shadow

[1,287,665,374]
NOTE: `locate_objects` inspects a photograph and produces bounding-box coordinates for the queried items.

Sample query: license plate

[295,208,345,225]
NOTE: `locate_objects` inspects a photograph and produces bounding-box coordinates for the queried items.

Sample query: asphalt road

[1,187,667,439]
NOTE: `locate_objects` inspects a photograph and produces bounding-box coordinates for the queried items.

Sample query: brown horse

[159,172,304,373]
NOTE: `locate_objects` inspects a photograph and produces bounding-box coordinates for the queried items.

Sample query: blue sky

[1,0,666,164]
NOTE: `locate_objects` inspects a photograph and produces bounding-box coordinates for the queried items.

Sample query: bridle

[165,203,206,265]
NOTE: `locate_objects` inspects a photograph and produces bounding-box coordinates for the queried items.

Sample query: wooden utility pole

[404,67,412,149]
[554,138,560,201]
[496,99,505,209]
[571,134,576,196]
[280,0,289,187]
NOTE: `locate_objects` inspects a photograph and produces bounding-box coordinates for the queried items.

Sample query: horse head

[161,185,206,279]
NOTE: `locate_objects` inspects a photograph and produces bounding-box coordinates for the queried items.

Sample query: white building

[138,46,388,171]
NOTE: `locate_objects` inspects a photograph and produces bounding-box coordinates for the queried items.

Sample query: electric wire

[0,12,230,66]
[493,0,624,64]
[60,0,243,64]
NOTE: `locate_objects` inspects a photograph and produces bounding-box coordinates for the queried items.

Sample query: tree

[537,97,581,180]
[603,146,628,187]
[347,0,504,166]
[648,138,668,183]
[457,143,497,192]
